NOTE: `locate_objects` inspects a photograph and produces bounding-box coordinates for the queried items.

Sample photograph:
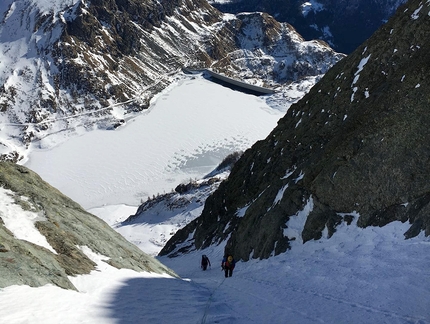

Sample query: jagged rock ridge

[161,0,430,260]
[0,162,175,289]
[0,0,343,162]
[210,0,407,54]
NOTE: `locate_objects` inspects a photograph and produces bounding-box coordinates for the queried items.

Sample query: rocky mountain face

[0,162,175,289]
[210,0,407,54]
[161,0,430,260]
[0,0,342,163]
[121,152,241,253]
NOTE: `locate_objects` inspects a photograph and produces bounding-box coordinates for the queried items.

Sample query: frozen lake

[24,74,284,209]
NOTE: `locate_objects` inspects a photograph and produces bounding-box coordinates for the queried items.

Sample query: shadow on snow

[103,276,236,324]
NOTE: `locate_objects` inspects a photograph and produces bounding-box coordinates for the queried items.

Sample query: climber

[201,254,211,271]
[221,255,235,277]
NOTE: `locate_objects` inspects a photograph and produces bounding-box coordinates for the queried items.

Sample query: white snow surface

[24,74,284,209]
[207,0,234,4]
[1,195,429,323]
[301,1,324,17]
[2,73,430,324]
[0,188,57,254]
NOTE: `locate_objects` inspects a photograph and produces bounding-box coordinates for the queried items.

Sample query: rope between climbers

[201,277,226,324]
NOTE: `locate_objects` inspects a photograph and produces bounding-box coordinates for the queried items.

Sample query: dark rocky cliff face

[0,162,175,289]
[161,0,430,260]
[211,0,407,54]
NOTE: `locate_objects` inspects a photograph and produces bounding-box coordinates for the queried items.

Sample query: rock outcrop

[211,0,407,54]
[0,162,175,289]
[161,0,430,260]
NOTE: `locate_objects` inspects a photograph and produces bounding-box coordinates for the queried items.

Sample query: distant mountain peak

[210,0,408,54]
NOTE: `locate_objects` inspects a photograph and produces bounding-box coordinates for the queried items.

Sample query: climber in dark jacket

[221,255,235,277]
[201,254,211,271]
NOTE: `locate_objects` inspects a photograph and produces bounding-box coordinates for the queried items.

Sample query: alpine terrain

[0,0,345,291]
[161,0,430,261]
[0,0,430,322]
[0,0,343,163]
[0,162,175,289]
[210,0,407,54]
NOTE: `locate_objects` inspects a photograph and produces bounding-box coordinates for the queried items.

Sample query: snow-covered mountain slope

[1,69,429,323]
[23,73,286,210]
[117,171,229,256]
[209,12,343,85]
[210,0,407,54]
[162,0,430,261]
[0,162,175,290]
[2,197,429,323]
[0,0,343,163]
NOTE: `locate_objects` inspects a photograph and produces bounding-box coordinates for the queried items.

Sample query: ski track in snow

[239,276,427,323]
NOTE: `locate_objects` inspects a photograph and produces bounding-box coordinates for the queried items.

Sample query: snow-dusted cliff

[0,0,343,162]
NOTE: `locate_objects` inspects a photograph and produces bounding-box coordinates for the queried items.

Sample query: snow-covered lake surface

[24,74,284,210]
[2,73,430,324]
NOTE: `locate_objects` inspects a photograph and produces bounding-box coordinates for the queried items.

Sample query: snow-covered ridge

[210,0,408,54]
[0,162,175,290]
[28,0,79,14]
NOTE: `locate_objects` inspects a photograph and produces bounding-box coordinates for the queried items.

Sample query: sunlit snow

[0,188,57,254]
[24,74,284,210]
[2,70,430,324]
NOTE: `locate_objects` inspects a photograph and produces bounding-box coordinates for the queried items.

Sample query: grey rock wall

[161,0,430,261]
[0,162,176,289]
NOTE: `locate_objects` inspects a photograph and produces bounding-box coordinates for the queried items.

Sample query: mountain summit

[210,0,407,54]
[161,0,430,260]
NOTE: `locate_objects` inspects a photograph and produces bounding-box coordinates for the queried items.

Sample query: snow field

[1,70,428,324]
[24,74,283,210]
